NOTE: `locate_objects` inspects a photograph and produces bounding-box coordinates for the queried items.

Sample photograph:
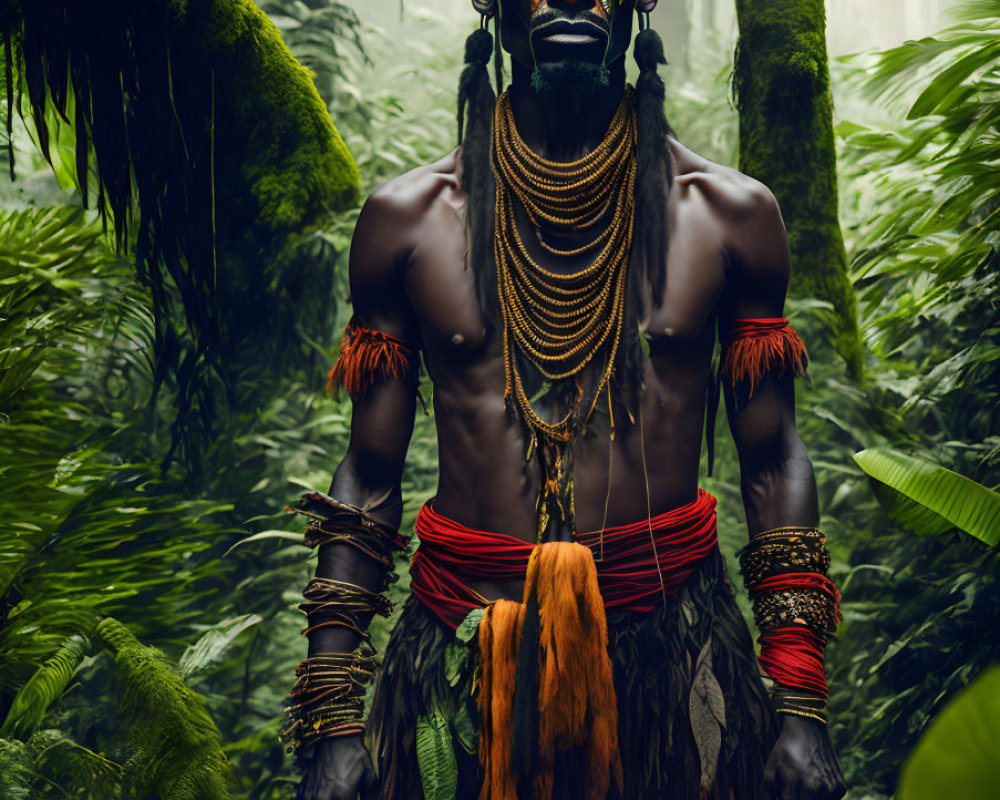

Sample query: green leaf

[178,615,262,681]
[854,449,1000,546]
[0,738,35,800]
[415,711,458,800]
[908,40,1000,118]
[455,607,485,644]
[443,642,469,689]
[1,636,88,739]
[898,666,1000,800]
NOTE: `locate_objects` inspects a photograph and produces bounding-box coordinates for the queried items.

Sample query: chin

[530,59,611,94]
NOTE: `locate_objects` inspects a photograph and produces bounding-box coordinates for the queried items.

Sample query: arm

[294,189,419,800]
[722,187,846,800]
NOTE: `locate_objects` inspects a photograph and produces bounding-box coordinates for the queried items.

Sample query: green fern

[27,729,122,800]
[96,618,231,800]
[415,710,458,800]
[1,636,89,739]
[0,738,36,800]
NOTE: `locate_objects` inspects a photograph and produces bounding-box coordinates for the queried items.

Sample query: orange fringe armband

[326,317,417,396]
[720,317,808,397]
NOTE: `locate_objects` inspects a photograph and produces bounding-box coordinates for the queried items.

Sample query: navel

[451,333,465,346]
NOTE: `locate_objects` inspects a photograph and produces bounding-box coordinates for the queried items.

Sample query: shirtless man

[289,2,847,798]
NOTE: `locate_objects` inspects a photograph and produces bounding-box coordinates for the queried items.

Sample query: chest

[403,189,729,372]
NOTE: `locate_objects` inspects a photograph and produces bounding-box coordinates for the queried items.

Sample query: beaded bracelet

[739,525,842,712]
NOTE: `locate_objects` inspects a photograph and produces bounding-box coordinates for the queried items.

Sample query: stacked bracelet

[290,490,408,566]
[299,577,394,642]
[281,493,404,752]
[772,686,828,725]
[280,649,378,750]
[738,526,842,724]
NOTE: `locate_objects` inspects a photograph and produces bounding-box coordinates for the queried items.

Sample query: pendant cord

[639,402,668,606]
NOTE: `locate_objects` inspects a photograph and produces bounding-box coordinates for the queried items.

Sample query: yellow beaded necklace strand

[491,88,637,540]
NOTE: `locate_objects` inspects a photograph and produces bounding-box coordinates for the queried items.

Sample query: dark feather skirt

[366,546,778,800]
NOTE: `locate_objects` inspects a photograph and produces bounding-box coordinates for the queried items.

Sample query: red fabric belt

[409,489,719,630]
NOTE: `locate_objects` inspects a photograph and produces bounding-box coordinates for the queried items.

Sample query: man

[287,2,847,798]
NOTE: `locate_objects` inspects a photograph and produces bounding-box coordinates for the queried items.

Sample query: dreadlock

[458,19,499,324]
[620,19,674,405]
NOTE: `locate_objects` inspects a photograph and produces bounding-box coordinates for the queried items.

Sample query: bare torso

[360,138,783,601]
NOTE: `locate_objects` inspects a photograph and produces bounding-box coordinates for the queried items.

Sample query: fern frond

[0,738,36,800]
[1,636,88,739]
[95,618,231,800]
[28,729,122,800]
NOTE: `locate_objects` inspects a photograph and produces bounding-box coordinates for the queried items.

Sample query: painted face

[495,0,641,84]
[509,0,625,67]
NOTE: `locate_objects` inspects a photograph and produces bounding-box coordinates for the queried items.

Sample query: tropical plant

[854,448,1000,546]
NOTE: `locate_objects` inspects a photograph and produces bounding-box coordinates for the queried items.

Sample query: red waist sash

[409,489,719,630]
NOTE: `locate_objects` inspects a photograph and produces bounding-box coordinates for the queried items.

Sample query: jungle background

[1,0,997,798]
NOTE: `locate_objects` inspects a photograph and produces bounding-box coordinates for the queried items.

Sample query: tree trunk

[733,0,862,377]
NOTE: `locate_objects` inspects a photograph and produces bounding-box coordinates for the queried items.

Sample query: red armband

[326,317,417,396]
[719,317,808,397]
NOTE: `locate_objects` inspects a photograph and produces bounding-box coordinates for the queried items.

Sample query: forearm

[739,424,819,535]
[281,457,407,751]
[307,544,387,655]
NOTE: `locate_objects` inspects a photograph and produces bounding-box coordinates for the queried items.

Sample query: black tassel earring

[620,9,676,408]
[458,6,499,322]
[631,10,674,312]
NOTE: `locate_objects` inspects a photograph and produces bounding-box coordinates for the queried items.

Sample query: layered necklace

[491,88,637,541]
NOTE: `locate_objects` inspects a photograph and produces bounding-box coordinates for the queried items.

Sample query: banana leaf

[854,448,1000,547]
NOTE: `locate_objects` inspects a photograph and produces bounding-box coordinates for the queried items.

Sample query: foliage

[97,617,231,800]
[1,2,997,800]
[1,637,88,739]
[814,2,1000,795]
[1,0,361,472]
[854,448,1000,546]
[897,665,1000,800]
[837,0,1000,482]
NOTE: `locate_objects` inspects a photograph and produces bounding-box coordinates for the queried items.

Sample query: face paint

[598,1,625,21]
[522,0,624,20]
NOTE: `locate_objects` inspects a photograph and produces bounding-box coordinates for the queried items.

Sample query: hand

[296,734,379,800]
[762,715,846,800]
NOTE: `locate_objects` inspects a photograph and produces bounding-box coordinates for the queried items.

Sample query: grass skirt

[366,546,777,799]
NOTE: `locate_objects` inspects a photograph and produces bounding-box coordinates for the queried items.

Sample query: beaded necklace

[491,88,637,541]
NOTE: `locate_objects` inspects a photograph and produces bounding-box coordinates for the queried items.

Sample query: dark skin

[296,2,847,798]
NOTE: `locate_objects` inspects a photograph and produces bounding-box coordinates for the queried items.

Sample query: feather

[327,319,417,397]
[720,318,809,397]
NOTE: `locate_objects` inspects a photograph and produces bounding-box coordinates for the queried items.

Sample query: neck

[507,57,626,162]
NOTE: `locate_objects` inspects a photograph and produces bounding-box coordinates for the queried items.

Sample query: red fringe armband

[720,318,808,397]
[326,318,417,396]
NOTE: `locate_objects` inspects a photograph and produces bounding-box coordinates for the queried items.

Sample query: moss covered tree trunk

[733,0,862,377]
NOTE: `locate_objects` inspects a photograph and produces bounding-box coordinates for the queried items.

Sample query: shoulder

[355,149,461,244]
[669,137,789,286]
[350,150,461,291]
